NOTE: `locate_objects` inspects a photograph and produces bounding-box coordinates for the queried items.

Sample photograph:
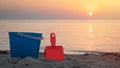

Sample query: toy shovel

[44,33,64,61]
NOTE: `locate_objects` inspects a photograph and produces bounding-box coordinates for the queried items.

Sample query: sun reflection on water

[88,23,94,50]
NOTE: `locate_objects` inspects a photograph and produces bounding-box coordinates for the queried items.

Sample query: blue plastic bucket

[9,32,42,58]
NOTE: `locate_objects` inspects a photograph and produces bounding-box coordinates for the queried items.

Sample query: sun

[89,12,93,16]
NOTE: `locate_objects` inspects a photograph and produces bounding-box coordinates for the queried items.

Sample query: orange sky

[0,0,120,19]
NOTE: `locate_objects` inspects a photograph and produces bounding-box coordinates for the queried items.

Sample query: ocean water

[0,20,120,54]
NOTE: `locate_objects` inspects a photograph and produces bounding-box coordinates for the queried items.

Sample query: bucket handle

[17,33,43,40]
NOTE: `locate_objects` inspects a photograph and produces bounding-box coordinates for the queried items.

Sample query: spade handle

[50,33,56,47]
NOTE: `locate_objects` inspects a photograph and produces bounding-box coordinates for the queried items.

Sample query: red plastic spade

[44,33,64,61]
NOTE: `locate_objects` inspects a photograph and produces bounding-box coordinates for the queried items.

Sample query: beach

[0,0,120,67]
[0,20,120,68]
[0,50,120,68]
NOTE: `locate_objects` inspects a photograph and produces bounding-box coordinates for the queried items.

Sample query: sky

[0,0,120,19]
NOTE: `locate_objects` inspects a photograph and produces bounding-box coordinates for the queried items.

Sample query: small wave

[64,49,104,54]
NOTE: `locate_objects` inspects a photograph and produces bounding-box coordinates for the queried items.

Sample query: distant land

[0,11,120,20]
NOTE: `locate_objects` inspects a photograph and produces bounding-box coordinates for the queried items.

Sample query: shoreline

[1,50,120,55]
[0,50,120,68]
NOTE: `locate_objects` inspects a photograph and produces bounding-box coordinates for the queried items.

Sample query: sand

[0,50,120,68]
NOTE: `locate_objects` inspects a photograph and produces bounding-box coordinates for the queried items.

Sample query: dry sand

[0,50,120,68]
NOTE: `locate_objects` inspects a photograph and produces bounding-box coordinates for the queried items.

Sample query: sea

[0,20,120,54]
